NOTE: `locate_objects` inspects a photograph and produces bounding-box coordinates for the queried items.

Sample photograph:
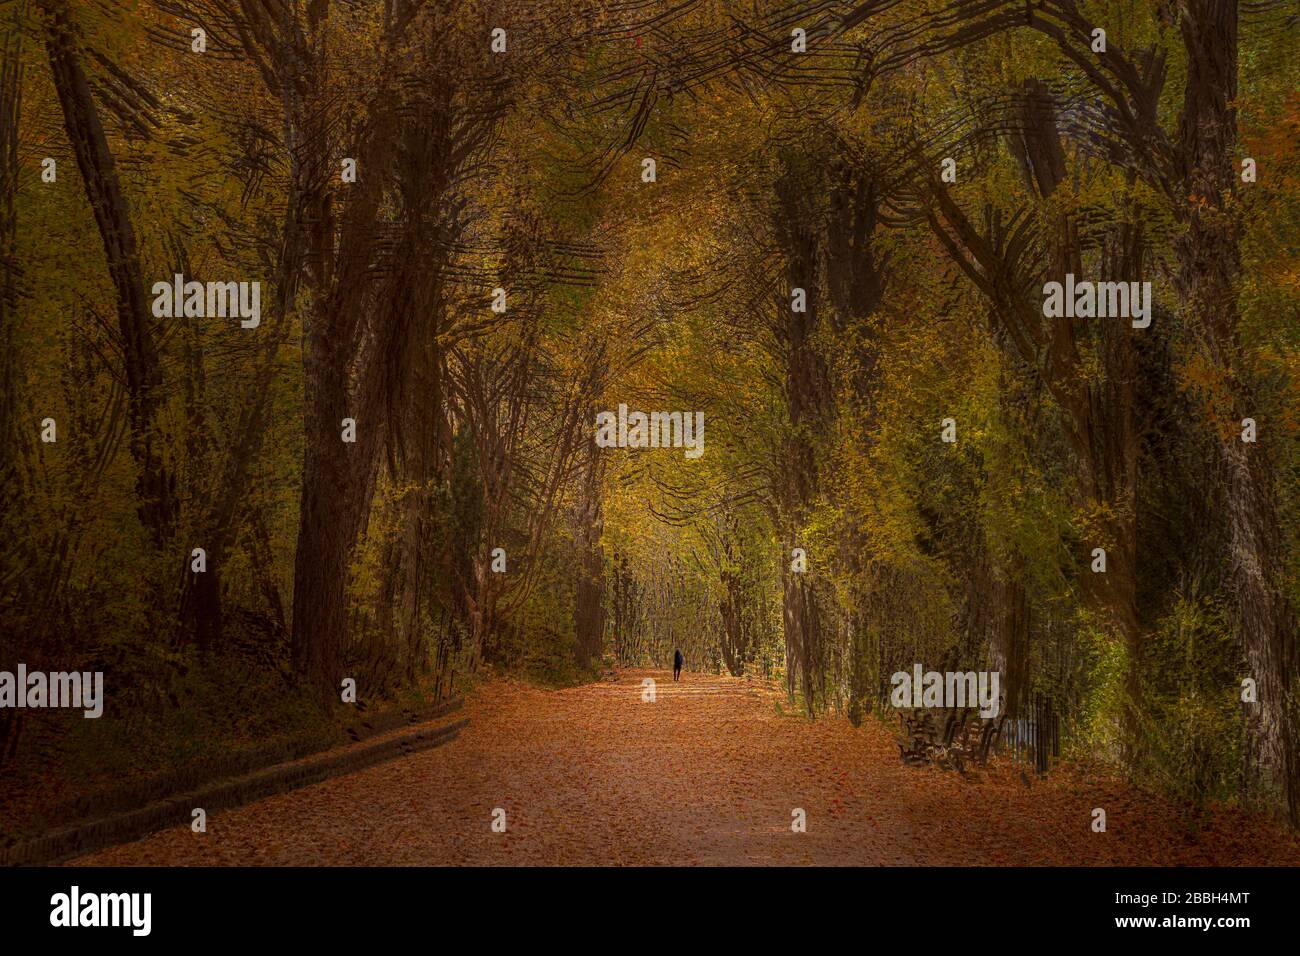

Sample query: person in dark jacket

[673,648,684,682]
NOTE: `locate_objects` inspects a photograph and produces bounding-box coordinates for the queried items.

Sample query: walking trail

[74,669,1300,866]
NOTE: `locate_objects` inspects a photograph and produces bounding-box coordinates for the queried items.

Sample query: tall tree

[40,0,176,546]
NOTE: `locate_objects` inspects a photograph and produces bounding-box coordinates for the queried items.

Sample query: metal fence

[998,693,1061,775]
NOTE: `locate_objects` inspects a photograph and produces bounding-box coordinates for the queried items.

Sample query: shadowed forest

[1,0,1299,864]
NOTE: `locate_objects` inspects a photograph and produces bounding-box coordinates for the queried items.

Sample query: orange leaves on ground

[77,670,1300,867]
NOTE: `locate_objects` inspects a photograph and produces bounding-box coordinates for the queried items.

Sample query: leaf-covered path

[75,670,1300,866]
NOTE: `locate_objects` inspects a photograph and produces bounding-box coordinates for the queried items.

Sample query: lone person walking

[673,648,684,682]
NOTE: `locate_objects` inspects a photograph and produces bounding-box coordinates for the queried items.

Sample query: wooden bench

[897,707,1006,771]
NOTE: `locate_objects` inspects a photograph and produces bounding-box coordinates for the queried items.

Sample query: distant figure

[673,648,684,682]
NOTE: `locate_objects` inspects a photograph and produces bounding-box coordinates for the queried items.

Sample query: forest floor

[73,668,1300,866]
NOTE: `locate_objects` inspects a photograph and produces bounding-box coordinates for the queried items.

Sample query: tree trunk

[572,435,606,670]
[290,368,374,695]
[1174,0,1297,820]
[42,0,174,546]
[772,159,830,715]
[0,17,20,493]
[987,560,1030,718]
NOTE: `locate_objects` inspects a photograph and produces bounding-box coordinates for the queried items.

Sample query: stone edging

[20,697,464,839]
[2,713,468,866]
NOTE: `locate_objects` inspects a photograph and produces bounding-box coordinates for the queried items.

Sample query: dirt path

[75,669,1300,866]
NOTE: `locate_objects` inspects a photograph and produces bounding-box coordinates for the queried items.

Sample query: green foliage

[1138,593,1245,806]
[2,0,1297,829]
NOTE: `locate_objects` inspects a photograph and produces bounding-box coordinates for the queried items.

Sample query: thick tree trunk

[965,528,1031,720]
[391,335,448,684]
[286,45,412,698]
[772,161,830,715]
[719,567,750,677]
[782,564,822,714]
[290,260,401,696]
[1174,0,1297,820]
[290,369,373,695]
[0,19,23,772]
[0,20,19,492]
[987,564,1029,718]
